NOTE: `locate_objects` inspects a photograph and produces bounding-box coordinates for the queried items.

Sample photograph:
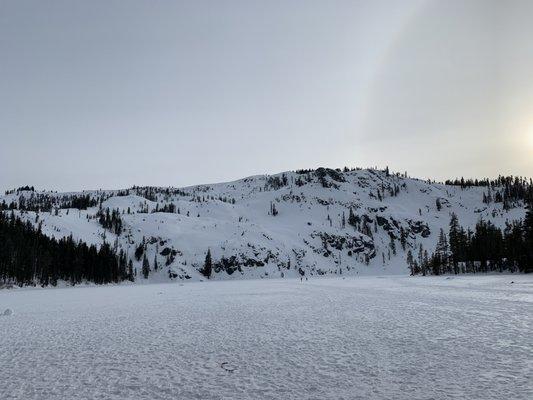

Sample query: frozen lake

[1,275,532,399]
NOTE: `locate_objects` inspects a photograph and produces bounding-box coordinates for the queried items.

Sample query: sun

[528,124,533,148]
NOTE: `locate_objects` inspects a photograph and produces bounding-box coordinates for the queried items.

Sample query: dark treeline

[152,203,177,213]
[407,207,533,275]
[444,175,532,188]
[4,185,35,194]
[62,194,98,210]
[96,207,123,235]
[445,175,533,207]
[132,186,190,202]
[0,212,134,287]
[0,193,101,213]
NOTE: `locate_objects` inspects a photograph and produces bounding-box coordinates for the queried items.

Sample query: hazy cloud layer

[1,0,531,191]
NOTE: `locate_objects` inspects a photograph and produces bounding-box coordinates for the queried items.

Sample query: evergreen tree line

[407,208,533,275]
[96,207,123,235]
[132,186,191,202]
[152,202,177,213]
[0,185,196,214]
[445,175,531,188]
[266,174,289,190]
[445,175,533,206]
[4,185,35,194]
[0,211,134,287]
[1,193,100,213]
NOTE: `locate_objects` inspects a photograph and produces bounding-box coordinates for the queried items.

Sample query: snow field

[0,274,531,399]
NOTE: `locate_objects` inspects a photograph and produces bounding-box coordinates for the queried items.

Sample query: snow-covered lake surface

[1,275,532,400]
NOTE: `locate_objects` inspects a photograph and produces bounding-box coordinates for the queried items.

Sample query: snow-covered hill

[1,168,527,282]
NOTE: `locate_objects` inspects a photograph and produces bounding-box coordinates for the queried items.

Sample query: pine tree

[406,250,414,275]
[134,241,144,261]
[435,228,449,272]
[418,245,426,276]
[423,250,430,275]
[127,260,134,282]
[270,202,278,216]
[362,221,372,238]
[389,235,396,256]
[142,254,150,279]
[348,208,358,228]
[399,227,407,251]
[448,213,460,273]
[523,205,533,273]
[201,249,213,278]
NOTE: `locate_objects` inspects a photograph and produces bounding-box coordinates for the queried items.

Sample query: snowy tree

[406,250,414,275]
[200,249,213,279]
[153,254,158,271]
[127,260,134,282]
[142,254,150,279]
[389,235,397,256]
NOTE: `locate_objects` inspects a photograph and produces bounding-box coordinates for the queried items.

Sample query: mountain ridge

[1,167,530,284]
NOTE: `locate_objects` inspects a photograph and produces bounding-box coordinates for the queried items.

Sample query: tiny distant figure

[305,277,308,281]
[300,277,303,282]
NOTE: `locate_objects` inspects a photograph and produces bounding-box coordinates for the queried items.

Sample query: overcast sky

[1,0,532,192]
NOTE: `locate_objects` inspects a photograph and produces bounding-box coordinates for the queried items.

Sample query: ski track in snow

[0,275,532,400]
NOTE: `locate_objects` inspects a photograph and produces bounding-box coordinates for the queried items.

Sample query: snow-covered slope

[1,168,527,281]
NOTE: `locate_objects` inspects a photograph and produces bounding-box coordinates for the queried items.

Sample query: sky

[1,0,532,192]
